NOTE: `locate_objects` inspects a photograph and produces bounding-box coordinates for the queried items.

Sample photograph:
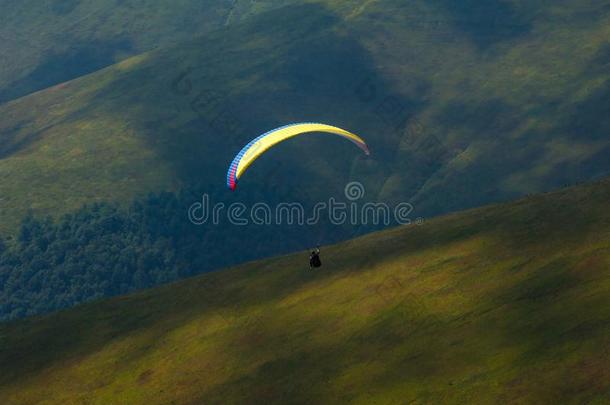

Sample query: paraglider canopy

[226,123,370,190]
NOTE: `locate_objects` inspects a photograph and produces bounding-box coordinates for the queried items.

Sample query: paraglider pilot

[309,246,322,269]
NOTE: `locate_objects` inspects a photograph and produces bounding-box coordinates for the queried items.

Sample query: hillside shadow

[431,0,532,49]
[436,98,521,137]
[49,0,81,16]
[560,79,610,143]
[0,122,32,159]
[535,61,610,186]
[588,42,610,76]
[0,37,134,104]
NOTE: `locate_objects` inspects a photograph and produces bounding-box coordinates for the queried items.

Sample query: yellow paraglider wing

[227,123,370,190]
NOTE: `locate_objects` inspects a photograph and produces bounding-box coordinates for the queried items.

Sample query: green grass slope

[1,0,610,233]
[0,0,295,103]
[1,178,609,404]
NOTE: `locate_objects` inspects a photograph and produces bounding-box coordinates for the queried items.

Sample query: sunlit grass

[0,178,609,403]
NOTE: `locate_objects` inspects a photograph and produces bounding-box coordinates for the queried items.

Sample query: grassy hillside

[1,178,609,404]
[1,0,610,234]
[0,0,295,103]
